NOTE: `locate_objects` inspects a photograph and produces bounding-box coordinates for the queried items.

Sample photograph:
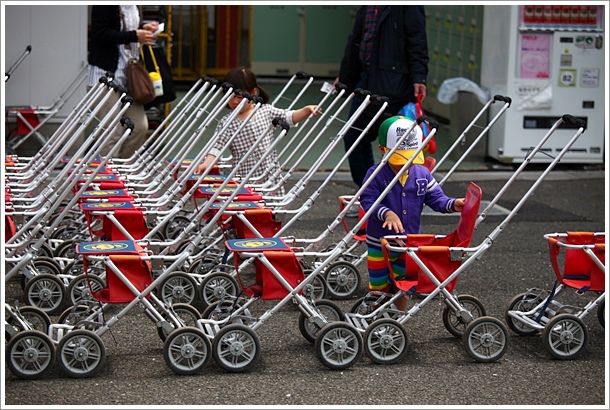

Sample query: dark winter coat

[88,5,139,73]
[339,5,429,110]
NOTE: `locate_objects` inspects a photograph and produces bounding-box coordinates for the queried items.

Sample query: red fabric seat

[548,232,605,293]
[382,182,482,295]
[76,240,152,304]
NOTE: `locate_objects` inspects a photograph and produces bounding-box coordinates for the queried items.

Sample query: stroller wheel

[157,303,202,342]
[442,294,486,338]
[364,318,409,365]
[57,329,106,378]
[315,322,363,370]
[188,254,222,275]
[67,273,106,307]
[164,215,191,240]
[198,272,239,309]
[212,323,260,373]
[164,326,212,375]
[32,257,62,276]
[51,224,85,241]
[504,292,544,336]
[157,271,198,306]
[541,313,588,360]
[597,300,604,328]
[57,304,96,328]
[302,270,327,301]
[462,316,509,363]
[6,330,56,380]
[299,299,344,344]
[323,261,361,300]
[24,273,67,315]
[6,305,51,334]
[53,240,78,259]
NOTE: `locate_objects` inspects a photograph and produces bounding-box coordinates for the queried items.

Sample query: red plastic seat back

[257,251,305,300]
[95,255,153,303]
[548,232,605,292]
[384,182,482,295]
[454,182,482,247]
[234,208,282,239]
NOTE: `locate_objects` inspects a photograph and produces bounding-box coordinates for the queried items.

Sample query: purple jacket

[359,163,457,247]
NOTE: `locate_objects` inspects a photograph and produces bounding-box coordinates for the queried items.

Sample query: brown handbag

[127,57,156,104]
[121,10,155,105]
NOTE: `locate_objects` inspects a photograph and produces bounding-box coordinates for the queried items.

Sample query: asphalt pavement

[3,168,607,408]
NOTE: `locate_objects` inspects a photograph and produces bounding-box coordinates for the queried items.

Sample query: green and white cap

[378,116,424,166]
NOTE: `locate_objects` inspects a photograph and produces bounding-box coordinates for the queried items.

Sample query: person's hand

[414,83,427,102]
[142,21,159,32]
[136,29,157,46]
[382,210,404,234]
[195,164,206,174]
[453,198,465,212]
[308,105,322,116]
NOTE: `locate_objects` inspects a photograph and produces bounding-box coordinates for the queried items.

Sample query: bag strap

[140,45,160,74]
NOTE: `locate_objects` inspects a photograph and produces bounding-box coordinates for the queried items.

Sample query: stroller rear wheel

[322,261,361,300]
[302,270,327,301]
[6,305,51,335]
[24,273,67,315]
[163,326,212,375]
[198,272,239,309]
[541,313,588,360]
[597,300,604,328]
[158,304,202,341]
[442,294,486,338]
[364,318,409,365]
[462,316,509,363]
[67,273,106,306]
[157,271,198,305]
[212,323,260,373]
[6,330,56,380]
[315,322,363,370]
[504,292,544,336]
[299,299,344,344]
[57,329,106,378]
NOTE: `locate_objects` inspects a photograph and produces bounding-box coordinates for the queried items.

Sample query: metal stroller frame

[5,65,88,155]
[328,95,513,299]
[336,114,588,368]
[505,231,605,360]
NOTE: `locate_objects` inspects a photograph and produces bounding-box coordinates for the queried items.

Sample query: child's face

[228,93,246,111]
[228,89,256,112]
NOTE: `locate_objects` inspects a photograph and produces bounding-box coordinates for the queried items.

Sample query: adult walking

[337,5,429,205]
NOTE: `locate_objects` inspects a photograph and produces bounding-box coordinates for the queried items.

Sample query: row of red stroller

[4,66,604,379]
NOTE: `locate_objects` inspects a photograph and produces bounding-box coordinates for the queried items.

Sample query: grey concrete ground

[3,168,607,408]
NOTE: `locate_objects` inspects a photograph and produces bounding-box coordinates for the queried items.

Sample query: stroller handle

[562,114,586,129]
[493,95,512,106]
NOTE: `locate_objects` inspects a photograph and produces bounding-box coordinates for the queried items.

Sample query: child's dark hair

[224,66,270,103]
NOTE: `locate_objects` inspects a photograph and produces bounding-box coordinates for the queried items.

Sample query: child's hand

[292,105,322,123]
[382,210,404,233]
[307,105,322,116]
[453,198,465,212]
[195,164,206,174]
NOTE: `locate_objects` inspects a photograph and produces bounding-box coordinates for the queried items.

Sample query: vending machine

[481,5,605,164]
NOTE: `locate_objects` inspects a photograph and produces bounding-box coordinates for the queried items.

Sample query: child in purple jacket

[359,116,465,310]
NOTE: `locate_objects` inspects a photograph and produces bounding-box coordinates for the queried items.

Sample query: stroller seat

[226,238,305,300]
[76,240,153,304]
[382,182,482,295]
[547,231,605,293]
[80,201,148,240]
